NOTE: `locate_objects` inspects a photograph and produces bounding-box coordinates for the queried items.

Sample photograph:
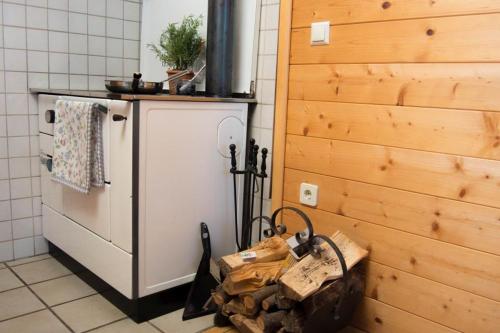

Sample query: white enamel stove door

[138,100,248,297]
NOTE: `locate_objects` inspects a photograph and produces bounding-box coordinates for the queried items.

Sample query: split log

[222,299,255,317]
[223,260,286,295]
[276,293,296,310]
[220,237,289,275]
[240,285,279,314]
[279,232,368,301]
[261,294,277,312]
[213,285,232,306]
[230,314,263,333]
[300,264,365,333]
[214,307,231,327]
[302,263,364,318]
[257,310,286,333]
[276,284,296,310]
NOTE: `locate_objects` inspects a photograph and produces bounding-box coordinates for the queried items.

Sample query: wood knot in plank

[302,127,309,136]
[410,257,417,265]
[426,28,435,36]
[375,317,383,324]
[431,221,440,232]
[371,287,379,300]
[381,1,391,9]
[391,274,398,281]
[459,188,467,198]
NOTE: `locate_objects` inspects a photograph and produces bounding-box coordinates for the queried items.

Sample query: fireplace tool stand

[229,138,268,251]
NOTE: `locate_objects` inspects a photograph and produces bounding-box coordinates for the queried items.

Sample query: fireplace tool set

[229,139,269,251]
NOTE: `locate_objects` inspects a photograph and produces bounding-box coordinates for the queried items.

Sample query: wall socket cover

[299,183,319,206]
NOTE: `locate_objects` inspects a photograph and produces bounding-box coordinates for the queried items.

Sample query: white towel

[51,99,105,194]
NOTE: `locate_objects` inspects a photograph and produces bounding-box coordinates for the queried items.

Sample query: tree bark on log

[222,299,256,317]
[276,284,296,310]
[213,285,232,306]
[256,310,286,333]
[281,308,306,333]
[240,285,279,313]
[261,294,277,312]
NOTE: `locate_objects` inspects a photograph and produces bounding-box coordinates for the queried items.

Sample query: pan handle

[131,72,142,92]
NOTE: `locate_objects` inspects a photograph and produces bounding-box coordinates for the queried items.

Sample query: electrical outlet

[299,183,319,206]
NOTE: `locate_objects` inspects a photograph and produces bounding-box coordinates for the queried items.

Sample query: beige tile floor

[0,254,215,333]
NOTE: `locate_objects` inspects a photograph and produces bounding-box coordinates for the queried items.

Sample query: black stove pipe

[206,0,233,97]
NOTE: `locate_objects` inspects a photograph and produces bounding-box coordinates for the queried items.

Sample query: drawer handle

[45,110,55,123]
[112,114,127,121]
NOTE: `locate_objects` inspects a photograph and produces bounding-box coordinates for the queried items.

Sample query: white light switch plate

[311,21,330,45]
[299,183,319,206]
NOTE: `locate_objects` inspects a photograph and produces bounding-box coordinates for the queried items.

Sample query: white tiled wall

[251,0,279,224]
[0,0,141,262]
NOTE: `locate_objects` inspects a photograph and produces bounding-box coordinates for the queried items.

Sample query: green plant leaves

[147,15,204,70]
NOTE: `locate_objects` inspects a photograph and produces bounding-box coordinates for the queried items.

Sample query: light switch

[310,21,330,45]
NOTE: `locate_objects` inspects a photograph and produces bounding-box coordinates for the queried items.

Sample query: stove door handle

[112,114,127,122]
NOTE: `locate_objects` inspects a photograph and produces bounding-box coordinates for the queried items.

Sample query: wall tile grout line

[0,0,141,260]
[23,2,35,257]
[2,0,15,261]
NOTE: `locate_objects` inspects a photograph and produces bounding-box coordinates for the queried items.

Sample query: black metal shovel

[182,222,218,320]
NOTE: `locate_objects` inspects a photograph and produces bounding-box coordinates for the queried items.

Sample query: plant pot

[167,69,194,95]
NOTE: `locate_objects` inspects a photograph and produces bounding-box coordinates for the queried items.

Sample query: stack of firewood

[212,232,368,333]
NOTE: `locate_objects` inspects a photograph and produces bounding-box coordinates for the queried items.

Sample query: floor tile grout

[0,285,26,295]
[1,254,212,332]
[29,272,77,286]
[24,272,76,286]
[4,255,53,268]
[0,308,48,324]
[5,264,76,333]
[79,316,128,333]
[49,292,100,309]
[147,320,166,333]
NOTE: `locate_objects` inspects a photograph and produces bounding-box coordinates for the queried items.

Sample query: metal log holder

[254,206,364,332]
[229,139,268,251]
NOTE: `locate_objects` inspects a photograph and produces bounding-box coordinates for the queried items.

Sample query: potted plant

[148,15,204,94]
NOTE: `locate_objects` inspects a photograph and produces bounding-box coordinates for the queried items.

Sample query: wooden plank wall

[275,0,500,332]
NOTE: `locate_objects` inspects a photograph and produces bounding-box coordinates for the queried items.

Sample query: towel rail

[93,103,108,114]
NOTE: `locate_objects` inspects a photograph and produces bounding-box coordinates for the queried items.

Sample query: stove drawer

[63,184,111,241]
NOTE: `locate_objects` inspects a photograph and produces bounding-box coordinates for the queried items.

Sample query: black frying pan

[105,73,164,94]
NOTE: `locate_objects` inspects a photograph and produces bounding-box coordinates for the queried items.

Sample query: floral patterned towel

[51,99,105,194]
